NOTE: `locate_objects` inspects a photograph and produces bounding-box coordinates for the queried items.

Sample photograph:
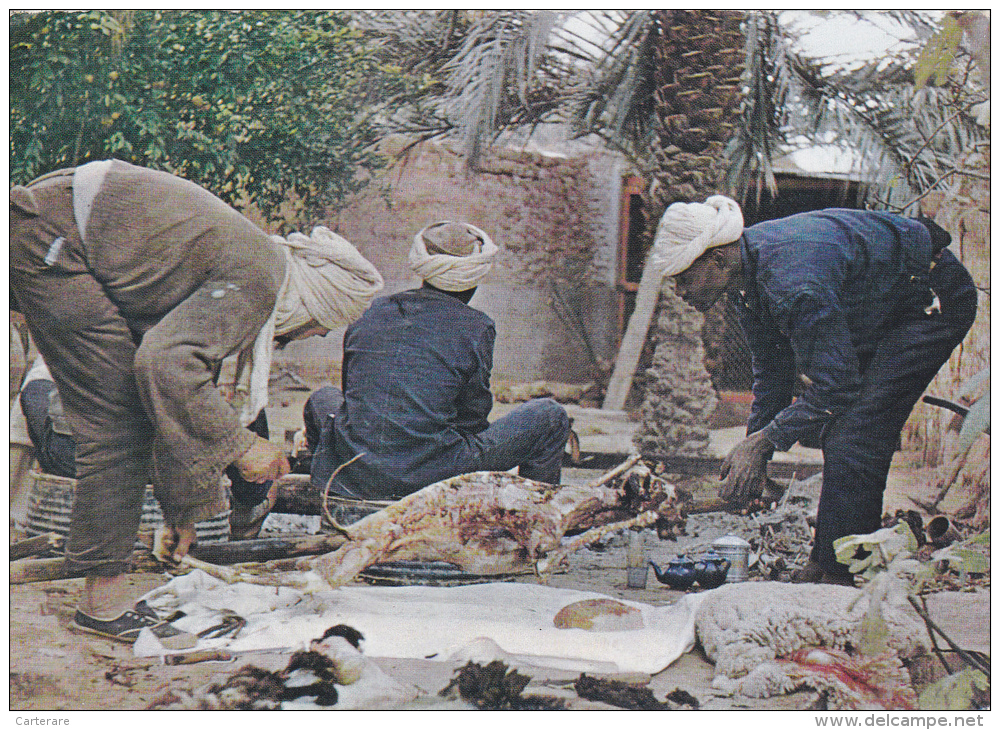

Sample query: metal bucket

[24,471,231,545]
[712,534,751,582]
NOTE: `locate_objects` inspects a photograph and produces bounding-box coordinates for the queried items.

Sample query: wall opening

[616,175,648,347]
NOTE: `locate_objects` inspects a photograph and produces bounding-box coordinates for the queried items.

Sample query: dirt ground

[9,384,991,712]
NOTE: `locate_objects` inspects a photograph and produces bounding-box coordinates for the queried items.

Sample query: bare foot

[79,573,134,619]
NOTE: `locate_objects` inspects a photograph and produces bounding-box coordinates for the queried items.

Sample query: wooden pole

[10,532,65,561]
[10,533,347,585]
[273,473,323,515]
[602,260,664,411]
[10,557,75,584]
[187,533,346,564]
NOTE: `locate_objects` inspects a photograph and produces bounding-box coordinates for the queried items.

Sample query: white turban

[409,221,498,292]
[235,227,381,426]
[649,195,745,277]
[272,226,384,336]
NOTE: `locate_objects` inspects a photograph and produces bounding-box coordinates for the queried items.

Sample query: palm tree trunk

[631,10,746,457]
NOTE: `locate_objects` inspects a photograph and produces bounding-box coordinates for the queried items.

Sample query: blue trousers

[813,250,977,575]
[20,379,77,479]
[20,379,271,510]
[305,386,570,499]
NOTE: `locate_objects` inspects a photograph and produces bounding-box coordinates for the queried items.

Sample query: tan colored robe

[10,161,285,573]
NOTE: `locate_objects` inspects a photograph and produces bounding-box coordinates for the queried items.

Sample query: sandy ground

[9,386,991,712]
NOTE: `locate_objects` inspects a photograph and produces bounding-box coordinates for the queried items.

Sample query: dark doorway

[616,176,647,347]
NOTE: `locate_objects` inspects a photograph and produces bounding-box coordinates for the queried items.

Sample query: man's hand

[159,522,198,563]
[720,429,775,506]
[235,436,290,483]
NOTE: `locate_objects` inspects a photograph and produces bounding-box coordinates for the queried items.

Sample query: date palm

[358,10,987,451]
[360,10,981,208]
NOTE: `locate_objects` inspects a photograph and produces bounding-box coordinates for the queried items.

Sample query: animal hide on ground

[147,624,419,710]
[695,582,928,708]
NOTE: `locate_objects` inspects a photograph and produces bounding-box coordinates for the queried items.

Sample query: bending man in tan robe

[10,160,381,645]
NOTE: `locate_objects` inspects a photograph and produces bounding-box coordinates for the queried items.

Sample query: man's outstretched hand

[236,436,290,483]
[158,522,197,563]
[720,429,775,506]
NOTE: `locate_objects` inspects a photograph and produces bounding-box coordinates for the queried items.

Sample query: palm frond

[727,10,793,203]
[568,10,657,151]
[728,9,985,210]
[355,8,983,206]
[785,50,987,210]
[437,11,572,164]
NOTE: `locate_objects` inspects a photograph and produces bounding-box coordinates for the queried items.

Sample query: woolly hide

[694,582,928,706]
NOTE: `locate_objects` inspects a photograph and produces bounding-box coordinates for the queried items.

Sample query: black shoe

[72,609,198,649]
[791,560,856,587]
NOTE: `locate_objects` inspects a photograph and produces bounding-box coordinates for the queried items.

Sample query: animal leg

[585,453,642,488]
[311,530,396,588]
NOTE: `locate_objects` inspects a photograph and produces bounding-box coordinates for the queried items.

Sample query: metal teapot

[693,551,731,589]
[712,534,752,582]
[649,554,697,590]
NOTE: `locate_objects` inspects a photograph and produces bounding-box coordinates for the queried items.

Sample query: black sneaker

[72,609,198,649]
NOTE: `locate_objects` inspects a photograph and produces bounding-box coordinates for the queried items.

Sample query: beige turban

[232,227,380,426]
[650,195,745,277]
[273,226,384,335]
[409,221,498,291]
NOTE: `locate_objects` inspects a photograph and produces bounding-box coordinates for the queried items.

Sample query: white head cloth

[238,227,382,425]
[409,221,498,292]
[272,226,384,336]
[649,195,745,277]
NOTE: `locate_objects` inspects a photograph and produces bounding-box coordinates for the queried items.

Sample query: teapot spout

[648,560,668,584]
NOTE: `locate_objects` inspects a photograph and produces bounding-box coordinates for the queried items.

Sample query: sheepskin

[779,648,919,710]
[695,582,927,701]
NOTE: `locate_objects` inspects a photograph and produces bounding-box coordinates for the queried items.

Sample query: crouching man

[654,196,976,585]
[305,221,571,501]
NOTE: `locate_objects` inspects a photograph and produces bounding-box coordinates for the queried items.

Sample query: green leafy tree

[10,10,401,225]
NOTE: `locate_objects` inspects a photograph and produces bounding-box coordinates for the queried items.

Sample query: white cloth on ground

[134,572,704,675]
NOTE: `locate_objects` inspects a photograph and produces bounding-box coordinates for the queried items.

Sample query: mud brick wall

[275,140,626,386]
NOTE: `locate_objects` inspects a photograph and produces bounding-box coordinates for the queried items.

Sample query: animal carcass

[309,456,686,588]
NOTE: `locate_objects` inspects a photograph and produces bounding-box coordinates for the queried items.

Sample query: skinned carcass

[309,456,686,588]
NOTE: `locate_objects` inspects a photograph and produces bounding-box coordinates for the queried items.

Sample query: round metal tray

[360,560,517,587]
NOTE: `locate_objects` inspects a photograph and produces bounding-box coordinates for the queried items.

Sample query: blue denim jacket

[330,287,495,496]
[738,209,934,451]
